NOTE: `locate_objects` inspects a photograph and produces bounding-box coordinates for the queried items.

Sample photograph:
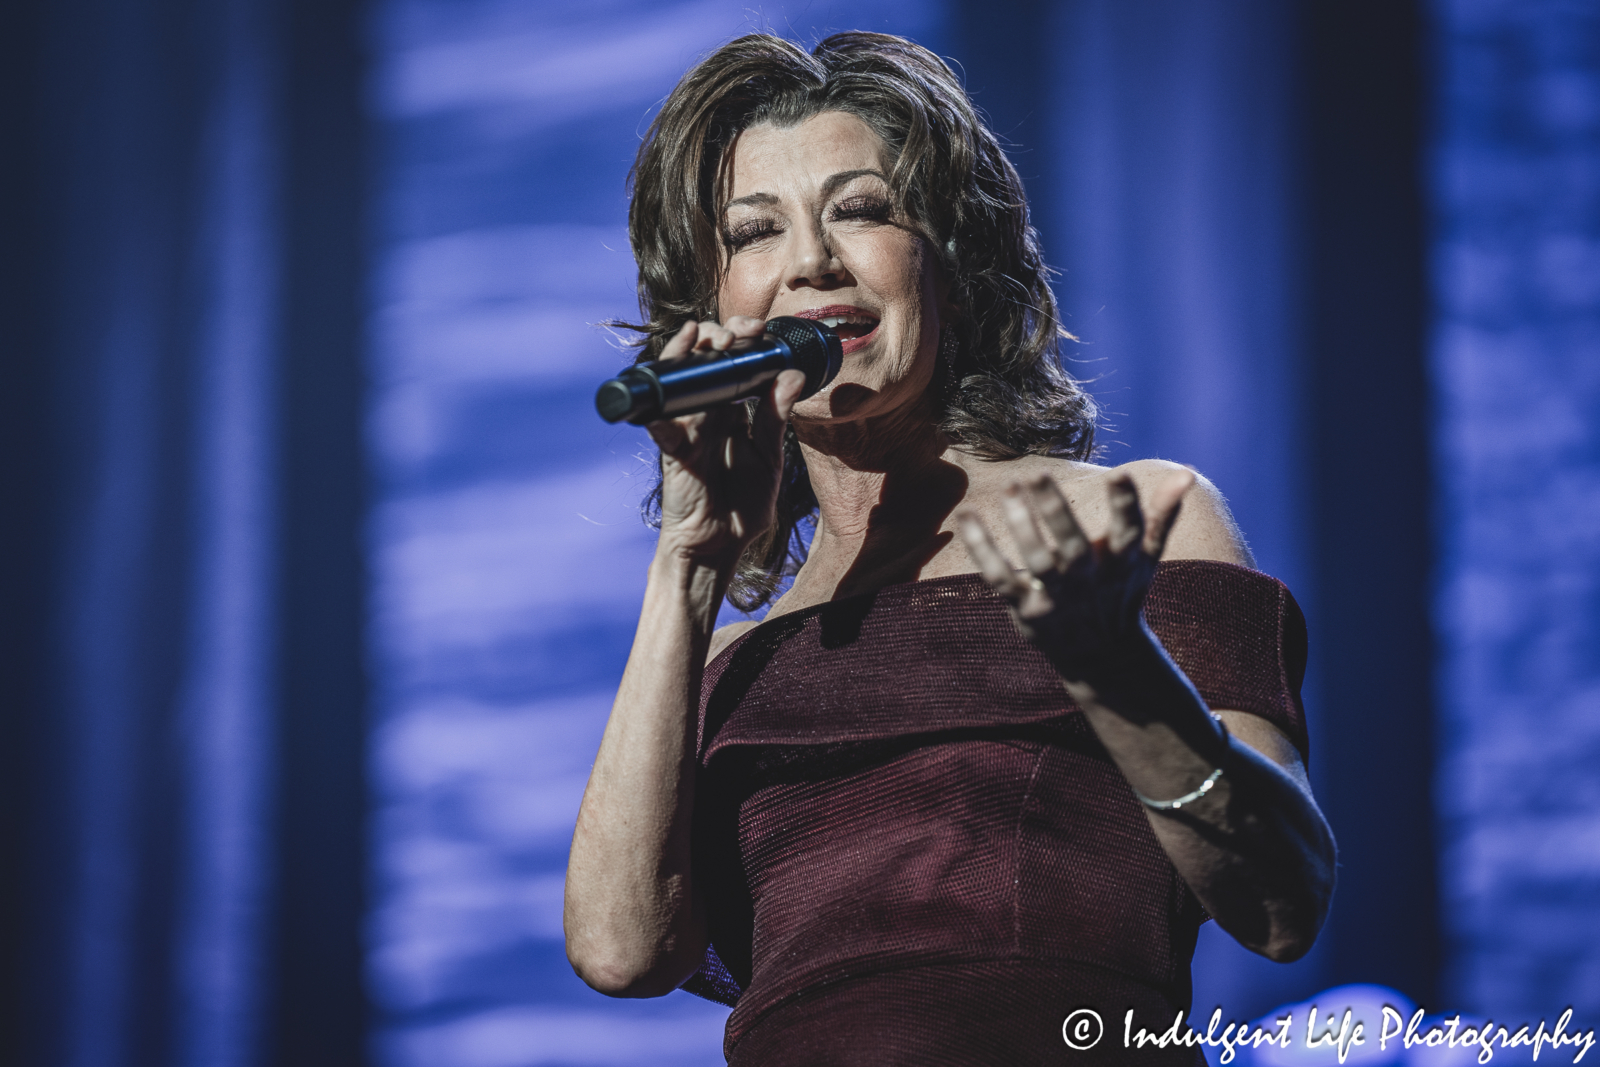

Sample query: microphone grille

[765,316,844,398]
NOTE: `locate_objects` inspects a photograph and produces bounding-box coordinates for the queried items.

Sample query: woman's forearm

[563,552,724,996]
[1065,635,1336,962]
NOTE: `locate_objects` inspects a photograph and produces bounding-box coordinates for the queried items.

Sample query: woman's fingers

[692,320,738,353]
[659,316,742,366]
[658,321,700,363]
[957,513,1028,601]
[1029,476,1090,569]
[749,369,805,458]
[1142,468,1196,558]
[1003,486,1060,577]
[756,368,807,429]
[663,315,764,364]
[653,317,801,479]
[1106,475,1145,555]
[725,314,768,341]
[645,416,690,455]
[697,315,767,355]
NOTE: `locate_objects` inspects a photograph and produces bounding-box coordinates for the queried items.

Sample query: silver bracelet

[1134,717,1228,810]
[1133,766,1223,810]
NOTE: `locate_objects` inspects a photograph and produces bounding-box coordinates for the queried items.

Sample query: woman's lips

[792,306,881,355]
[838,324,879,355]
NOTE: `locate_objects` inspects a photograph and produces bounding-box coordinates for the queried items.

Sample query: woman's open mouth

[797,306,880,355]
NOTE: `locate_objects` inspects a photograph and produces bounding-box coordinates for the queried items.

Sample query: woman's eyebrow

[723,169,890,215]
[724,191,779,212]
[820,168,888,197]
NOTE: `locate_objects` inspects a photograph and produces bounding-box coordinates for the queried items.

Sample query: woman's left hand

[957,469,1195,684]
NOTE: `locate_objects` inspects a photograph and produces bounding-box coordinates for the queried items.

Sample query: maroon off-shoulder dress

[683,560,1310,1065]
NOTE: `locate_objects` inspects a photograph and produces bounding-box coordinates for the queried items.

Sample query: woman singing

[564,31,1335,1065]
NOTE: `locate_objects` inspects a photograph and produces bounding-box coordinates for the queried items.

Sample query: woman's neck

[791,401,970,598]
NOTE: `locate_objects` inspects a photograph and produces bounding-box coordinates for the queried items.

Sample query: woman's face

[716,110,948,425]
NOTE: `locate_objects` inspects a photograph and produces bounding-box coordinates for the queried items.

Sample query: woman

[565,31,1334,1065]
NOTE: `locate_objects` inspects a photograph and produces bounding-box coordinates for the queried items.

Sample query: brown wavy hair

[624,31,1098,610]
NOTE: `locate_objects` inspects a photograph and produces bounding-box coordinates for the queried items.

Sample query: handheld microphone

[595,316,843,425]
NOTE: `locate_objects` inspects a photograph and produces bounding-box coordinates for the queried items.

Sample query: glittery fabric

[684,560,1309,1065]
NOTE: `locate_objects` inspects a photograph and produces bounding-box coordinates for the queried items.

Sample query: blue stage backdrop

[4,0,1599,1065]
[3,0,371,1063]
[1431,0,1600,1019]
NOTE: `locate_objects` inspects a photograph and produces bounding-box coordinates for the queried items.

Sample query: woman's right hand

[645,316,807,572]
[566,317,803,996]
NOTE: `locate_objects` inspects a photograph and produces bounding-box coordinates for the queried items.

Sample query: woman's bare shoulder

[967,455,1254,567]
[957,453,1107,501]
[1108,458,1255,567]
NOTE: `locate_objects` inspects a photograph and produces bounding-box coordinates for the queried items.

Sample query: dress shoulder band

[697,559,1310,763]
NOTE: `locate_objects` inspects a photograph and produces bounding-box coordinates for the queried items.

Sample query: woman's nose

[787,226,851,290]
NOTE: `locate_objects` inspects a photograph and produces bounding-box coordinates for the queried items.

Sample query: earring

[937,325,962,403]
[940,324,960,362]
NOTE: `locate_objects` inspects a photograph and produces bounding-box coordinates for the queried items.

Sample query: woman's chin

[790,381,877,424]
[823,382,882,417]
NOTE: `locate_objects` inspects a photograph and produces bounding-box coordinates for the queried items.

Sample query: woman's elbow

[1256,923,1320,964]
[567,945,668,998]
[569,955,672,998]
[1256,812,1337,962]
[565,927,705,999]
[1254,869,1336,963]
[1234,904,1327,964]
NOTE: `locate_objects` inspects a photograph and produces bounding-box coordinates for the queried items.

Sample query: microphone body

[595,316,843,424]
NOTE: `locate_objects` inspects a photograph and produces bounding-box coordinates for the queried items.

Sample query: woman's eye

[829,196,892,222]
[725,221,778,249]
